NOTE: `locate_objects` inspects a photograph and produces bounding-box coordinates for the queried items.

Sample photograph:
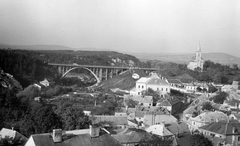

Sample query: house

[0,128,27,145]
[112,128,173,146]
[134,73,170,97]
[135,77,149,95]
[90,115,128,129]
[199,120,240,146]
[146,77,170,98]
[135,105,171,115]
[156,98,172,113]
[83,110,91,116]
[167,79,184,88]
[185,83,197,92]
[223,98,240,110]
[187,111,229,132]
[166,122,190,136]
[40,78,49,87]
[114,112,127,117]
[143,114,178,127]
[194,82,209,91]
[124,95,153,107]
[145,123,174,138]
[222,81,240,93]
[24,128,122,146]
[229,113,240,122]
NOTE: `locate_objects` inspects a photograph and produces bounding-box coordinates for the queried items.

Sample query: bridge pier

[99,68,102,81]
[58,66,62,75]
[105,68,108,80]
[109,69,113,79]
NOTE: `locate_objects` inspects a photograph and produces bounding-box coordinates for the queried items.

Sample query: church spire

[198,42,201,52]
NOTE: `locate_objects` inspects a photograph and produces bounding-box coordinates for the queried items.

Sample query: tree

[202,102,214,111]
[21,105,62,137]
[190,134,213,146]
[62,106,90,130]
[124,97,139,108]
[212,92,228,104]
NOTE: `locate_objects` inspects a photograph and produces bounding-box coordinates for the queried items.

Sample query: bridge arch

[61,67,100,85]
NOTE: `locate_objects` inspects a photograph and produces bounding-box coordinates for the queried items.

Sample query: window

[157,88,159,91]
[138,85,140,88]
[142,85,144,89]
[238,136,240,141]
[138,92,140,95]
[166,88,168,91]
[161,88,163,91]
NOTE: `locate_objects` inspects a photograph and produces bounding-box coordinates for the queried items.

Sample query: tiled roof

[126,95,153,104]
[166,122,189,134]
[136,77,149,83]
[157,99,172,106]
[233,113,240,120]
[146,78,169,85]
[90,115,128,126]
[136,105,170,115]
[144,114,177,126]
[145,124,173,137]
[167,79,183,84]
[199,120,240,136]
[224,98,240,106]
[191,111,228,123]
[112,128,171,144]
[31,133,121,146]
[0,128,27,143]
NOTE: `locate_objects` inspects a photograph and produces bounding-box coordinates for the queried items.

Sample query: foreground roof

[0,128,27,143]
[90,115,128,126]
[125,95,153,104]
[191,111,228,123]
[30,133,121,146]
[112,128,172,145]
[200,120,240,136]
[145,124,173,137]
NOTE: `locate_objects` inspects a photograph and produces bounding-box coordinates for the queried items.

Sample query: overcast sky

[0,0,240,57]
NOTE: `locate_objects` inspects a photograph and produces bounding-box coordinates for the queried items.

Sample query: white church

[187,43,204,72]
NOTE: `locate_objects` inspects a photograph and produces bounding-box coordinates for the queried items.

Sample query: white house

[134,73,170,97]
[187,111,228,132]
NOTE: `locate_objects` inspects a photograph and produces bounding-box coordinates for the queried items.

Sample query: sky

[0,0,240,57]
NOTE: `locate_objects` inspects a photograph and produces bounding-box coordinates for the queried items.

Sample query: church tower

[187,43,204,72]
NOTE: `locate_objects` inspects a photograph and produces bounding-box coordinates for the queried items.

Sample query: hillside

[97,70,148,90]
[130,52,240,66]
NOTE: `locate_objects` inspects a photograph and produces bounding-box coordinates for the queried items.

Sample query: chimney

[52,129,62,143]
[90,125,100,137]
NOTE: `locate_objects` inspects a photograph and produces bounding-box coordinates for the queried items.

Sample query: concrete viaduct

[48,63,158,83]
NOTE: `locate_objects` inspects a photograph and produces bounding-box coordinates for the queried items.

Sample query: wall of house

[186,86,196,92]
[190,120,206,132]
[200,129,225,139]
[135,83,147,95]
[25,136,36,146]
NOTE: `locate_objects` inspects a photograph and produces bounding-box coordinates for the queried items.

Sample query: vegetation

[211,92,228,104]
[151,60,240,84]
[190,134,213,146]
[202,102,214,111]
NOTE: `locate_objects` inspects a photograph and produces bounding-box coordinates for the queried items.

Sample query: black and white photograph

[0,0,240,146]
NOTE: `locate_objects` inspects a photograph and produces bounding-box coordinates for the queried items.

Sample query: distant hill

[1,43,239,66]
[0,44,112,51]
[129,52,240,66]
[97,70,147,90]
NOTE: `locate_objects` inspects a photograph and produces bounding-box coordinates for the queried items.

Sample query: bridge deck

[48,63,158,71]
